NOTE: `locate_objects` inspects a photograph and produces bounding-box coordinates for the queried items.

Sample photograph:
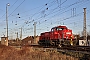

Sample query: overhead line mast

[34,22,37,44]
[83,8,87,46]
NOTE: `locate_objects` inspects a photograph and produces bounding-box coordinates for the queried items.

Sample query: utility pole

[20,27,22,45]
[83,8,87,46]
[16,32,19,42]
[20,27,22,40]
[33,22,36,44]
[6,3,10,46]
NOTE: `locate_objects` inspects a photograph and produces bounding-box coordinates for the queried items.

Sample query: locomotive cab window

[57,28,64,30]
[51,27,64,31]
[51,28,56,31]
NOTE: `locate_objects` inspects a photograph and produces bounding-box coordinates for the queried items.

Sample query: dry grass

[0,45,78,60]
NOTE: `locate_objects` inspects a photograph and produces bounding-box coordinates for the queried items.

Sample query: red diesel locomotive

[38,25,76,46]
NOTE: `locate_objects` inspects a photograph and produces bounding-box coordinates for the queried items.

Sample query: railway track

[21,44,90,59]
[28,44,90,53]
[57,45,90,52]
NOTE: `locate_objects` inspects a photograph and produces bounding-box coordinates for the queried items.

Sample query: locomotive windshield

[56,28,64,30]
[51,27,64,31]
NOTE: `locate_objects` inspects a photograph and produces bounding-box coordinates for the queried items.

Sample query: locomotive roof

[52,25,68,29]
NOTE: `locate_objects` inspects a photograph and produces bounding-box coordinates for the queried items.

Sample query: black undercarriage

[38,39,77,46]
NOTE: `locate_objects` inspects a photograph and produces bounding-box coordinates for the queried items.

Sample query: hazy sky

[0,0,90,39]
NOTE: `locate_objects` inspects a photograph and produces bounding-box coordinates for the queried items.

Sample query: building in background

[1,37,8,46]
